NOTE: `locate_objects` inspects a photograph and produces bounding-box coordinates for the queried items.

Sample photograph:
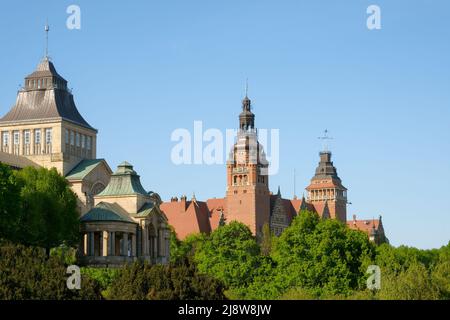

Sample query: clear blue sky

[1,1,449,249]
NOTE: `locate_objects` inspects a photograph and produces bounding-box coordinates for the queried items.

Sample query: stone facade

[0,55,170,266]
[78,162,170,267]
[0,58,97,176]
[161,95,387,243]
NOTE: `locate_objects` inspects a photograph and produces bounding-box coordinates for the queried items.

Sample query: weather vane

[318,129,333,152]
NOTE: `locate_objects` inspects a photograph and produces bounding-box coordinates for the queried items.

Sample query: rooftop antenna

[318,129,333,152]
[44,20,50,59]
[245,78,249,97]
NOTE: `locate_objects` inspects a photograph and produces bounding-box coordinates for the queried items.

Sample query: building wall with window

[0,120,97,175]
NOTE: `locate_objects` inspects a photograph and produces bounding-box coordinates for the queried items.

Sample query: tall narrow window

[2,132,9,146]
[70,131,75,145]
[87,136,91,150]
[76,133,80,147]
[24,130,30,145]
[35,129,41,144]
[65,129,69,144]
[45,128,52,144]
[13,131,19,145]
[81,134,85,148]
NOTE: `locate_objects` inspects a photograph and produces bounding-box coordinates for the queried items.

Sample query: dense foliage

[0,164,448,300]
[171,211,450,300]
[107,260,226,300]
[0,164,79,253]
[0,241,101,300]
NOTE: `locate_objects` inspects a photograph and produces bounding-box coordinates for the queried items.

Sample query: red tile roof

[161,197,226,239]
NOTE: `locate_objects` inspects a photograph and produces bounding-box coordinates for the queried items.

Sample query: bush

[0,241,102,300]
[108,260,226,300]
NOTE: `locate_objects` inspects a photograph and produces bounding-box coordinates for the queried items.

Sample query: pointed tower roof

[306,151,347,191]
[97,162,148,197]
[0,57,95,131]
[239,93,255,131]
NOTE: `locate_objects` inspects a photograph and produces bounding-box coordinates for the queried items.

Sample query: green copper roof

[134,202,157,217]
[80,202,135,223]
[66,159,106,180]
[97,161,148,197]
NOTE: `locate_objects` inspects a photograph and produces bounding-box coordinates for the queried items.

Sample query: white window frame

[13,131,19,145]
[35,129,41,144]
[81,134,85,148]
[45,128,52,144]
[2,132,9,146]
[24,130,30,145]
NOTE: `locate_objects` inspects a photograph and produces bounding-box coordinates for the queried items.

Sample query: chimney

[180,195,187,211]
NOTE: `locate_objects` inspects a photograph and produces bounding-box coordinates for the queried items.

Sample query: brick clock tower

[225,95,270,236]
[306,151,348,222]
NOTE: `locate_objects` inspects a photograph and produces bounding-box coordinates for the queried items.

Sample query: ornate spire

[239,90,255,131]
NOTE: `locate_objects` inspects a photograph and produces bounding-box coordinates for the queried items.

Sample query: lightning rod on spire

[318,129,333,152]
[44,20,50,59]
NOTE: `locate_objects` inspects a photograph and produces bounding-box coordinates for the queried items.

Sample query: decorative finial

[318,129,333,152]
[44,20,50,59]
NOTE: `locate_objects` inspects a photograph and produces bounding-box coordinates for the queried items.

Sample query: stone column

[9,130,13,154]
[18,130,23,155]
[102,231,109,256]
[131,234,136,257]
[122,233,128,257]
[30,129,34,155]
[142,223,148,256]
[159,230,164,256]
[89,232,95,256]
[83,233,88,256]
[110,232,115,256]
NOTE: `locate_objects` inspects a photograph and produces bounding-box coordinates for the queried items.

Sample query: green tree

[260,223,273,256]
[431,260,450,299]
[194,221,263,289]
[272,210,375,296]
[0,241,101,300]
[14,167,79,254]
[377,262,438,300]
[170,229,206,265]
[0,163,21,241]
[108,260,225,300]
